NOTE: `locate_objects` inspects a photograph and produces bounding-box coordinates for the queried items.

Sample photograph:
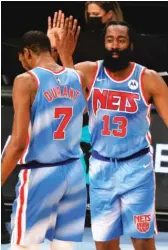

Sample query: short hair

[85,1,124,22]
[105,21,136,44]
[18,30,51,55]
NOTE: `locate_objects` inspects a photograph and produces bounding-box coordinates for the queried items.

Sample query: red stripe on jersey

[16,169,28,244]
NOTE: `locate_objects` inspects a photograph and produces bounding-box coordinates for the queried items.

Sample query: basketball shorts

[11,159,87,245]
[89,152,157,241]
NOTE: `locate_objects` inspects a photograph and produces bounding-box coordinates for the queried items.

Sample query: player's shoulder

[13,72,36,89]
[142,67,166,95]
[144,68,159,78]
[75,61,97,71]
[15,72,34,81]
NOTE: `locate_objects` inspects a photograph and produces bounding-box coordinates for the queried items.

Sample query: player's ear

[18,52,22,62]
[23,48,32,59]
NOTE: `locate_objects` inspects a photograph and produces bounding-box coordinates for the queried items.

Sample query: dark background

[1,1,168,41]
[2,1,168,82]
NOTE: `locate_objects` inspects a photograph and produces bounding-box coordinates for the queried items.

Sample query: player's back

[19,66,86,164]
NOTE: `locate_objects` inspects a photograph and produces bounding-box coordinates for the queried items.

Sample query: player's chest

[90,84,142,115]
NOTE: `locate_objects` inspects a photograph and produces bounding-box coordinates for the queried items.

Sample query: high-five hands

[47,10,65,49]
[47,10,80,61]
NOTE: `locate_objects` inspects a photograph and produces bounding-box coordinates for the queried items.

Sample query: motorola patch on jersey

[128,80,139,90]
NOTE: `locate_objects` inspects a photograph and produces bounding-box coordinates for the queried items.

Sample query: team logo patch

[134,214,151,233]
[128,80,138,90]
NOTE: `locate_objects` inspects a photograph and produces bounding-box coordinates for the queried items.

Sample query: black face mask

[103,47,132,72]
[86,17,105,32]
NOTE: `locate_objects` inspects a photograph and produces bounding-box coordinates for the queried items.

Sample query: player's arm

[48,11,98,91]
[144,69,168,127]
[74,61,98,92]
[1,73,32,185]
[76,70,88,102]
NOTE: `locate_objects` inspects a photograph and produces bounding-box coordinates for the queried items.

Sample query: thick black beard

[103,47,132,72]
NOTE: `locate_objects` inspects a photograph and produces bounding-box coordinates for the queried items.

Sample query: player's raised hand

[54,15,81,61]
[47,10,65,49]
[67,15,81,46]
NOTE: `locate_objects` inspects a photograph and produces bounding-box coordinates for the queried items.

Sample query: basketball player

[1,30,87,250]
[50,18,168,250]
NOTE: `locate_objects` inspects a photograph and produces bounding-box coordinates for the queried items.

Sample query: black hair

[105,21,136,44]
[18,30,51,55]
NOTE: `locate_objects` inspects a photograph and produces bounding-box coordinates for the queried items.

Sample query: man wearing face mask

[73,1,124,63]
[53,20,168,250]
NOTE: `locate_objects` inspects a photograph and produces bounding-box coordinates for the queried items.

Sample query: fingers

[49,11,80,39]
[52,10,65,29]
[67,16,80,39]
[67,16,73,35]
[64,17,69,34]
[60,12,65,29]
[75,25,81,41]
[56,10,62,28]
[48,16,52,30]
[53,11,58,28]
[72,19,78,35]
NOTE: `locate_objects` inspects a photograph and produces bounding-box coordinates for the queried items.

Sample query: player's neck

[34,54,60,70]
[107,62,133,80]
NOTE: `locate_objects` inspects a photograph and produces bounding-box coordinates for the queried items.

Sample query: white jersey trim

[139,67,150,107]
[104,62,136,83]
[28,70,40,87]
[36,66,66,75]
[87,61,101,101]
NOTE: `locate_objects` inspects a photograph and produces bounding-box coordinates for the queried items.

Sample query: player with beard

[49,19,168,250]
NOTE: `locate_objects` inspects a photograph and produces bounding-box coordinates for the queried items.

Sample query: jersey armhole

[87,61,99,101]
[73,69,82,86]
[27,70,40,90]
[139,67,150,107]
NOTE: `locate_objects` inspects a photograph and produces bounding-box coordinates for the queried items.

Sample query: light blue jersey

[88,61,151,158]
[18,66,86,164]
[11,66,87,244]
[88,61,157,241]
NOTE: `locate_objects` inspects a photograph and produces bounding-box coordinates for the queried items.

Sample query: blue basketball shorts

[89,152,157,241]
[11,159,87,245]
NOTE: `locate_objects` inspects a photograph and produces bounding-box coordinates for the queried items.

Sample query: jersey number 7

[53,107,73,140]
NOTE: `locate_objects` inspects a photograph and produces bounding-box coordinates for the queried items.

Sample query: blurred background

[1,1,168,38]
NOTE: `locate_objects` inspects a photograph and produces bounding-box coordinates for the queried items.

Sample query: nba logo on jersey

[56,77,67,86]
[134,214,151,233]
[128,80,138,90]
